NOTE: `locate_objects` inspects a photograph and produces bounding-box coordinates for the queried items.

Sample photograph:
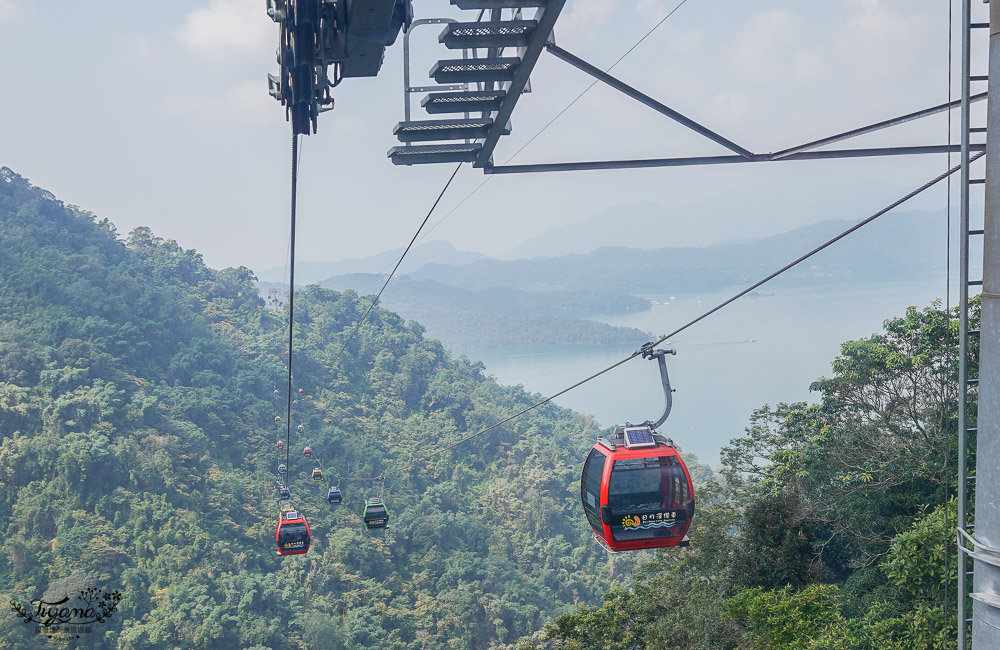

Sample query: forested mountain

[0,167,969,649]
[0,169,663,649]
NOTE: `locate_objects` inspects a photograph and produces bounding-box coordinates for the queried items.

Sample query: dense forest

[0,168,686,648]
[0,167,971,648]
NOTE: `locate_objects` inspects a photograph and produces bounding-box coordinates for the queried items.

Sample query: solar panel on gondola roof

[623,426,655,449]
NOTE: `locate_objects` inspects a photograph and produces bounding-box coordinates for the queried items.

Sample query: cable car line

[273,133,315,557]
[332,152,981,483]
[283,133,300,477]
[413,0,691,248]
[942,0,955,623]
[640,151,984,352]
[328,162,463,369]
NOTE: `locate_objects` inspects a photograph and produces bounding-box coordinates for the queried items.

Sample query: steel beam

[545,43,754,160]
[484,144,985,175]
[473,0,567,167]
[772,93,988,160]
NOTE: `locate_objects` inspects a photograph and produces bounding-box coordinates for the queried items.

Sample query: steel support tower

[965,2,1000,647]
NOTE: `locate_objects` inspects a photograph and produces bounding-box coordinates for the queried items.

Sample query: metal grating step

[388,143,483,165]
[452,0,546,8]
[440,20,538,49]
[430,57,521,83]
[393,118,508,142]
[422,90,507,114]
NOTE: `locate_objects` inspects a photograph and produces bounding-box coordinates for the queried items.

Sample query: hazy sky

[0,0,988,275]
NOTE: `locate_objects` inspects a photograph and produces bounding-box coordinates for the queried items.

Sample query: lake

[462,281,953,468]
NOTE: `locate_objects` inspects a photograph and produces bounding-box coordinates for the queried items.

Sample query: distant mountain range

[315,274,653,351]
[255,239,490,284]
[501,201,725,259]
[258,208,958,350]
[412,209,956,294]
[498,190,894,260]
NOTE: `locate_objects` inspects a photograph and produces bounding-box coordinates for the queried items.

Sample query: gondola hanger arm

[641,347,676,430]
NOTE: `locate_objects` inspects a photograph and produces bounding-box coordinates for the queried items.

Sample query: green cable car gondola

[363,497,389,530]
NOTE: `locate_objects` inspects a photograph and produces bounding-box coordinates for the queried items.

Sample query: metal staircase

[389,0,566,167]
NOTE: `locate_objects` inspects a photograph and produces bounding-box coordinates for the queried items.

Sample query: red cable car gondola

[581,425,693,552]
[580,348,694,552]
[275,507,310,556]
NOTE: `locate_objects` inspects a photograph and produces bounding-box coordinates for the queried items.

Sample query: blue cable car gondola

[327,486,343,507]
[278,485,291,500]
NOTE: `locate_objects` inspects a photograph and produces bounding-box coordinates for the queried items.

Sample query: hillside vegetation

[0,167,969,649]
[0,169,654,649]
[540,297,974,649]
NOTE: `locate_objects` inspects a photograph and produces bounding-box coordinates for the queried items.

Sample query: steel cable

[338,152,982,482]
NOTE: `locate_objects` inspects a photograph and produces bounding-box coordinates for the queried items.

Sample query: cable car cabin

[276,440,285,450]
[275,508,310,556]
[278,486,291,501]
[363,498,389,530]
[581,425,694,552]
[311,468,323,481]
[303,447,313,458]
[327,486,343,507]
